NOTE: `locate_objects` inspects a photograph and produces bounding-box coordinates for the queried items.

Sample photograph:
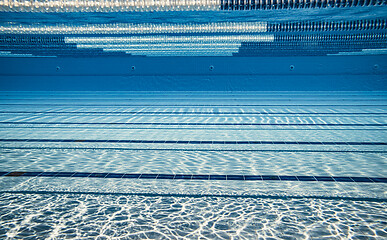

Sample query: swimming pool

[0,2,386,239]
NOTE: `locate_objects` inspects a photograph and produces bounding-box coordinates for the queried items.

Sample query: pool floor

[0,91,386,239]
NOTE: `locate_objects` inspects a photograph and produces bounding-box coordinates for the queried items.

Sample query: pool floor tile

[191,175,210,180]
[174,174,192,180]
[89,173,109,178]
[105,173,125,178]
[228,175,246,180]
[122,174,141,179]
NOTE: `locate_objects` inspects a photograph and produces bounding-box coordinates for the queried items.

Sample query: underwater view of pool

[0,1,386,239]
[0,92,385,239]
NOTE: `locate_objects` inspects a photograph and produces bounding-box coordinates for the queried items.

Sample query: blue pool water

[0,2,387,239]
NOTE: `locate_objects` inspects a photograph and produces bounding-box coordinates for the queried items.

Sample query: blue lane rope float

[1,22,386,57]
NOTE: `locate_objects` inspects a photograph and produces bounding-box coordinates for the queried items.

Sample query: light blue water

[0,3,387,240]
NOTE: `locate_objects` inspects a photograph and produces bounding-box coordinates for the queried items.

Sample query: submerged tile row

[1,104,386,107]
[1,171,386,183]
[1,121,386,127]
[1,111,386,115]
[0,139,385,145]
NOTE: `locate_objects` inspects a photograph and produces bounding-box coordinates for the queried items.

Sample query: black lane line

[1,171,386,183]
[0,139,385,145]
[0,121,386,127]
[0,111,386,115]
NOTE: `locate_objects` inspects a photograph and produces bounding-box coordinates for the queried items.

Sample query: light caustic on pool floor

[0,92,386,194]
[0,92,386,239]
[0,193,386,239]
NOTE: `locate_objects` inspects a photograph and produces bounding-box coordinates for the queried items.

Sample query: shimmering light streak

[0,51,51,57]
[123,50,241,56]
[65,35,275,44]
[0,22,267,34]
[0,0,221,12]
[65,35,275,56]
[0,0,384,12]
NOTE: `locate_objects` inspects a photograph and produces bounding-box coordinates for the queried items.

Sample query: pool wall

[0,55,386,91]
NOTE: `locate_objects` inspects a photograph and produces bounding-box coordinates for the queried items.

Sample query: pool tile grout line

[1,104,387,107]
[1,146,386,153]
[1,111,387,115]
[1,121,386,127]
[1,171,385,183]
[0,139,385,145]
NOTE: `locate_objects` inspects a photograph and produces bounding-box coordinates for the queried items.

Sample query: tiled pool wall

[1,55,386,91]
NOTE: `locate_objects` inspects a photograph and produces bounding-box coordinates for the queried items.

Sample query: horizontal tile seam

[0,139,385,145]
[1,146,386,153]
[0,111,387,115]
[1,122,386,126]
[1,104,387,107]
[1,171,385,183]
